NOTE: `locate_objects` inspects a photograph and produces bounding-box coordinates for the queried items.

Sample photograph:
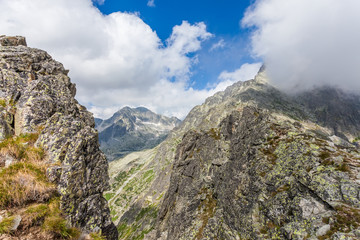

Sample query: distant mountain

[95,107,181,161]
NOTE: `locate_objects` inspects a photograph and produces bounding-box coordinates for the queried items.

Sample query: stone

[9,215,21,231]
[316,224,330,237]
[0,36,27,46]
[299,198,326,219]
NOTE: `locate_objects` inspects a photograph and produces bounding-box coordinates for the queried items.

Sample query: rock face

[0,36,117,239]
[109,68,360,239]
[96,107,180,161]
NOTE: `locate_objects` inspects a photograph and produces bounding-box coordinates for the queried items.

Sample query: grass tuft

[90,232,106,240]
[23,203,50,227]
[0,216,15,234]
[42,198,80,239]
[0,162,55,207]
[43,216,80,239]
[0,133,44,162]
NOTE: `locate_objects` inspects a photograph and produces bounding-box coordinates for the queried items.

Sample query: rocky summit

[0,36,117,239]
[106,67,360,239]
[95,107,180,161]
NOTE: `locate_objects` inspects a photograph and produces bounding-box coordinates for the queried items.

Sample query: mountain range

[95,107,181,161]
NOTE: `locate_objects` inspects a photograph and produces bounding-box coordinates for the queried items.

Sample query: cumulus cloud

[0,0,235,119]
[210,39,225,51]
[147,0,155,7]
[87,62,261,118]
[242,0,360,93]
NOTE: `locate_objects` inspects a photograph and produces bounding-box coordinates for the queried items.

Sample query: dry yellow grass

[0,162,56,207]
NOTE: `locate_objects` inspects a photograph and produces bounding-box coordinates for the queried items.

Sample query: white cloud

[147,0,155,7]
[218,63,262,84]
[242,0,360,93]
[93,0,105,5]
[87,62,262,119]
[210,39,225,52]
[0,0,227,119]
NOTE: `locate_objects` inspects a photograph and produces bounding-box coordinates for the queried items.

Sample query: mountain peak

[105,69,360,240]
[95,107,181,161]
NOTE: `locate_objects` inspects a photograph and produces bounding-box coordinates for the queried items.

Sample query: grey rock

[0,36,27,47]
[316,224,331,237]
[9,215,21,231]
[0,36,117,239]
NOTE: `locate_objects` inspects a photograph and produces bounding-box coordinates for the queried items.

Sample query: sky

[0,0,359,119]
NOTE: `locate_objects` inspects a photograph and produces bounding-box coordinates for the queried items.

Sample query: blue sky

[94,0,257,90]
[1,0,359,119]
[95,0,253,39]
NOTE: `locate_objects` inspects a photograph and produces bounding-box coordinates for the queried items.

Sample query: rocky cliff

[0,36,117,239]
[107,68,360,239]
[96,107,180,161]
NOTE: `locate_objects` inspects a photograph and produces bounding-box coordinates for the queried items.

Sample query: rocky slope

[0,36,117,239]
[106,68,360,239]
[95,107,180,161]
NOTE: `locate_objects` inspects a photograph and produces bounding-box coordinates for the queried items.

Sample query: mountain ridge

[106,69,360,239]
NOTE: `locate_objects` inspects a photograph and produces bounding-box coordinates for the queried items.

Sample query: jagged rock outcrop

[156,106,360,239]
[96,107,180,161]
[0,36,117,239]
[108,68,360,239]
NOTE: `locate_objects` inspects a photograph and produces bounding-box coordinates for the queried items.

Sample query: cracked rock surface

[0,36,117,239]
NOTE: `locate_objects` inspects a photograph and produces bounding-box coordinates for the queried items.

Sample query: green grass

[42,198,80,239]
[104,193,115,201]
[117,221,154,240]
[25,203,49,223]
[90,232,106,240]
[135,205,158,222]
[0,216,15,234]
[112,164,144,189]
[43,216,80,239]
